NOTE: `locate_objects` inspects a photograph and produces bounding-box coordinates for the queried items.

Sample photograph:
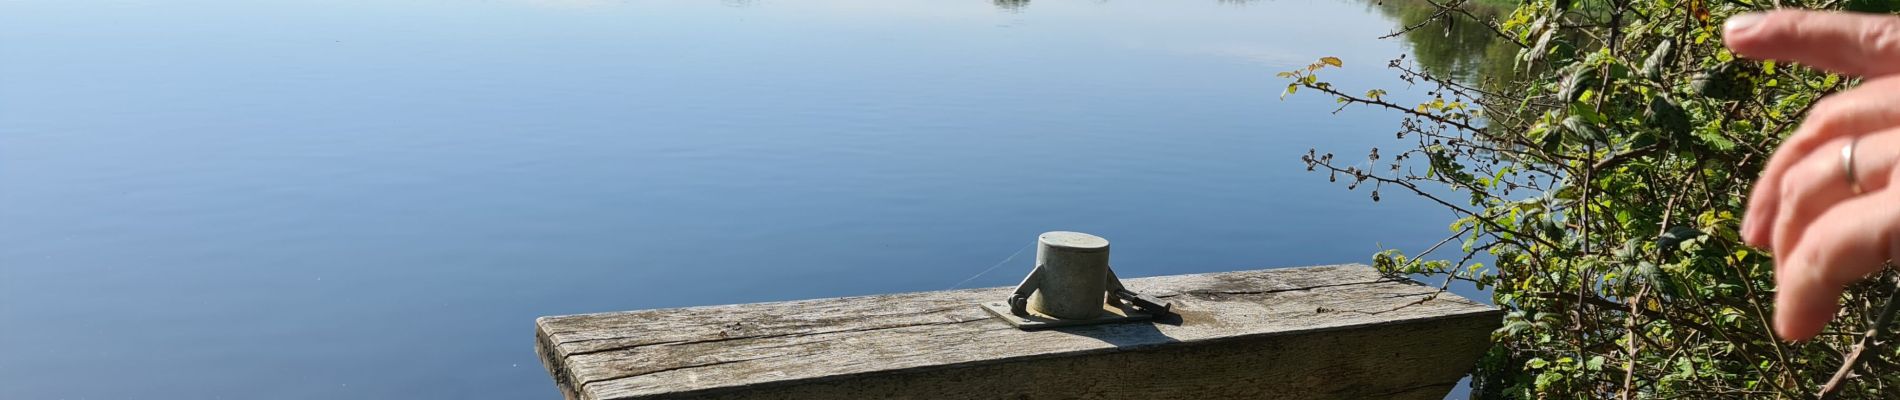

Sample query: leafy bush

[1285,0,1900,397]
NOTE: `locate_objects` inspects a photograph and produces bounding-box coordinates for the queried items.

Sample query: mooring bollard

[980,231,1172,329]
[1027,231,1111,319]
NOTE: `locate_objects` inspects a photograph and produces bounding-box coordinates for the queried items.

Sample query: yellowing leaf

[1320,56,1343,68]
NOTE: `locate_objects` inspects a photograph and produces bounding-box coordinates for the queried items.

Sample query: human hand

[1726,9,1900,341]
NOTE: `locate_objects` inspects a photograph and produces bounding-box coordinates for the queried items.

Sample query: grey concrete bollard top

[1027,231,1110,320]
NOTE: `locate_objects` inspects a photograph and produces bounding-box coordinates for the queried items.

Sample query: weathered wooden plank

[536,264,1501,400]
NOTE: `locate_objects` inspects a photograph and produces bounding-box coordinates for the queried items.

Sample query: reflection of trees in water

[981,0,1514,87]
[1365,0,1521,87]
[1363,0,1531,131]
[980,0,1519,93]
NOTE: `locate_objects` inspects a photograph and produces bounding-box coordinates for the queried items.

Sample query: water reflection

[982,0,1518,85]
[1365,0,1521,86]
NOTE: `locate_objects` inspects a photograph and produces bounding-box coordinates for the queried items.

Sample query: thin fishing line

[948,242,1033,290]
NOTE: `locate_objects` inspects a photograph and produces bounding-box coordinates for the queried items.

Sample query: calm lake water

[0,0,1505,398]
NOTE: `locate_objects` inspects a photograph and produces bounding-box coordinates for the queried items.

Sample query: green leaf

[1641,39,1673,80]
[1695,129,1738,151]
[1644,95,1690,142]
[1558,64,1594,103]
[1525,28,1555,67]
[1319,56,1343,68]
[1691,61,1749,101]
[1568,102,1607,125]
[1561,116,1607,145]
[1657,225,1706,250]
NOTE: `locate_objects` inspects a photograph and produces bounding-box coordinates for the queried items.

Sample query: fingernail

[1725,12,1765,36]
[1743,218,1765,246]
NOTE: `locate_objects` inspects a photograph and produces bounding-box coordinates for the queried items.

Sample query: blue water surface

[0,0,1480,398]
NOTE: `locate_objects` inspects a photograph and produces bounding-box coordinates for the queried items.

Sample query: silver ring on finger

[1844,135,1864,195]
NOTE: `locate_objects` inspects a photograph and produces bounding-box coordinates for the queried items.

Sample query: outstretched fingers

[1741,77,1900,248]
[1725,10,1900,78]
[1776,185,1900,341]
[1722,9,1900,342]
[1770,127,1900,265]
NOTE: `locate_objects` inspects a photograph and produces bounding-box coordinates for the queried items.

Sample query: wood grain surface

[536,264,1501,400]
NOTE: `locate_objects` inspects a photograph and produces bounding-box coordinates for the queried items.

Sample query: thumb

[1725,10,1900,78]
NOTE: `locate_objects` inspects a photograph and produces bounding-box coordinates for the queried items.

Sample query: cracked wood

[535,264,1501,400]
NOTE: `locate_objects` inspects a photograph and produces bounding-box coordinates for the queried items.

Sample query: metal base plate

[979,301,1153,330]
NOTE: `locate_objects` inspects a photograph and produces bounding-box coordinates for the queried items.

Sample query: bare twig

[1818,274,1900,399]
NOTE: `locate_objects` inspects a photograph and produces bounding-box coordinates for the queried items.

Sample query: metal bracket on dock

[980,232,1172,330]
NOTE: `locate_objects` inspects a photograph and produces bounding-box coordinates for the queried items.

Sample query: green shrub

[1285,0,1900,397]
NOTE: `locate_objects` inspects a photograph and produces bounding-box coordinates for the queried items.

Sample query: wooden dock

[535,264,1500,400]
